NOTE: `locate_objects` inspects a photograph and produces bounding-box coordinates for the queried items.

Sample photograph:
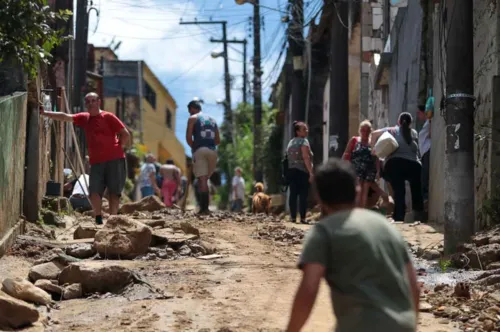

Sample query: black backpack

[281,154,289,192]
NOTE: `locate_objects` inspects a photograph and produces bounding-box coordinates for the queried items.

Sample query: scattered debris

[180,221,200,237]
[0,290,40,330]
[40,209,66,228]
[197,254,223,260]
[252,224,305,245]
[94,216,152,259]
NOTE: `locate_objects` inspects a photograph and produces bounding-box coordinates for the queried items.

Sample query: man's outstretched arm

[41,108,74,122]
[286,263,325,332]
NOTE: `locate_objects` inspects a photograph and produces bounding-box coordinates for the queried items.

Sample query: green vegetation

[0,0,72,77]
[438,259,452,272]
[217,103,280,208]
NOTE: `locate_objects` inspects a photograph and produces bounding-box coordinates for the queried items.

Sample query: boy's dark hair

[314,158,357,206]
[187,100,202,110]
[166,159,174,165]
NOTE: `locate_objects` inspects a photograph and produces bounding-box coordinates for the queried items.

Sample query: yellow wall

[141,63,186,174]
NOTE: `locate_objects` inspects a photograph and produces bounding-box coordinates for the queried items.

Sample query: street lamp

[211,51,226,59]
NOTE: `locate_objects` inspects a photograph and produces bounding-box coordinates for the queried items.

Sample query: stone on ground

[74,222,103,239]
[40,210,66,228]
[180,221,200,237]
[0,290,39,329]
[1,278,52,305]
[28,261,65,282]
[65,243,96,259]
[34,279,63,296]
[62,283,83,300]
[118,195,165,214]
[58,261,134,295]
[94,216,152,259]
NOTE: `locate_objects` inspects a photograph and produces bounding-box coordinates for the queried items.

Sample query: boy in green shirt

[286,158,420,332]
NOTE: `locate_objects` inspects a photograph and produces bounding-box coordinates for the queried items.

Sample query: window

[166,109,172,129]
[144,81,156,109]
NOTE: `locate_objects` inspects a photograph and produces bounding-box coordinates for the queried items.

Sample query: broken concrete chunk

[1,278,52,305]
[0,290,40,329]
[151,228,198,246]
[118,195,165,214]
[180,222,200,237]
[63,283,83,300]
[65,243,96,259]
[34,279,63,295]
[188,243,206,255]
[94,216,152,259]
[58,261,134,295]
[28,261,65,282]
[422,249,441,260]
[74,222,103,240]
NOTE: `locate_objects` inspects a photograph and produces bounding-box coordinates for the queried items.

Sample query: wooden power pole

[328,1,349,157]
[443,0,475,254]
[289,0,305,122]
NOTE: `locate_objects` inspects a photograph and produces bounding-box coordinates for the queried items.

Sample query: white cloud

[87,0,287,155]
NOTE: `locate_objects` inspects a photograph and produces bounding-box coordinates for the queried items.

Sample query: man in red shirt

[41,92,130,224]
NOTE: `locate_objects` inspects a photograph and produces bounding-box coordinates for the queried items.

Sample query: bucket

[46,181,61,196]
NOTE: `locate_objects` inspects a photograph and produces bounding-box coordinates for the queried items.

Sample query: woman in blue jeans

[286,121,314,224]
[371,112,424,222]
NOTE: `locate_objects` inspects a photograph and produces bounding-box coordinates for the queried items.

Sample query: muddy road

[1,210,460,332]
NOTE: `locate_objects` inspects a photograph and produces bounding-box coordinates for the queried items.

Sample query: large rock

[0,290,39,329]
[58,261,134,295]
[65,243,96,259]
[1,278,52,305]
[28,261,65,282]
[180,222,200,237]
[94,216,152,259]
[118,195,165,214]
[74,222,103,239]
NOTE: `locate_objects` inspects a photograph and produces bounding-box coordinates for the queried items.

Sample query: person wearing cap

[185,100,220,214]
[40,92,130,225]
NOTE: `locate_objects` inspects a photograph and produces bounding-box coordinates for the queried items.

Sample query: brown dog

[252,182,272,215]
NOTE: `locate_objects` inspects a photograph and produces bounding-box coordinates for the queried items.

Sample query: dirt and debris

[252,224,306,245]
[451,225,500,271]
[421,283,500,331]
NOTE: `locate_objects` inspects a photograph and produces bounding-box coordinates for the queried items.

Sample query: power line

[166,52,213,84]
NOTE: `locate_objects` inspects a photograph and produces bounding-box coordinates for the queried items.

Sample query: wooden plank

[196,254,223,260]
[17,235,93,248]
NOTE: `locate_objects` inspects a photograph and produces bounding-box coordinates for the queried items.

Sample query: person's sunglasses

[85,99,98,104]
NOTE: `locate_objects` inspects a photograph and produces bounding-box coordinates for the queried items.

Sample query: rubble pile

[252,224,305,245]
[420,282,500,331]
[452,225,500,272]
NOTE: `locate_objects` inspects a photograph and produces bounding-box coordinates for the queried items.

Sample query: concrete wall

[0,93,27,250]
[473,0,499,228]
[388,3,423,123]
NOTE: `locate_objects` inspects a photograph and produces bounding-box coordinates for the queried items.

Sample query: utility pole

[289,0,305,122]
[73,0,90,153]
[253,0,263,183]
[443,0,475,254]
[328,0,349,158]
[210,38,248,104]
[180,20,232,140]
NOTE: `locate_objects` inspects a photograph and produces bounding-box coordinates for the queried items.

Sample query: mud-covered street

[4,197,495,331]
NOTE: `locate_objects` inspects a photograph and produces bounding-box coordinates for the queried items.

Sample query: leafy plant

[438,259,452,272]
[0,0,72,77]
[217,102,278,207]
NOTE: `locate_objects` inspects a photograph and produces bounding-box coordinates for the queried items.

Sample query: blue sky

[88,0,322,156]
